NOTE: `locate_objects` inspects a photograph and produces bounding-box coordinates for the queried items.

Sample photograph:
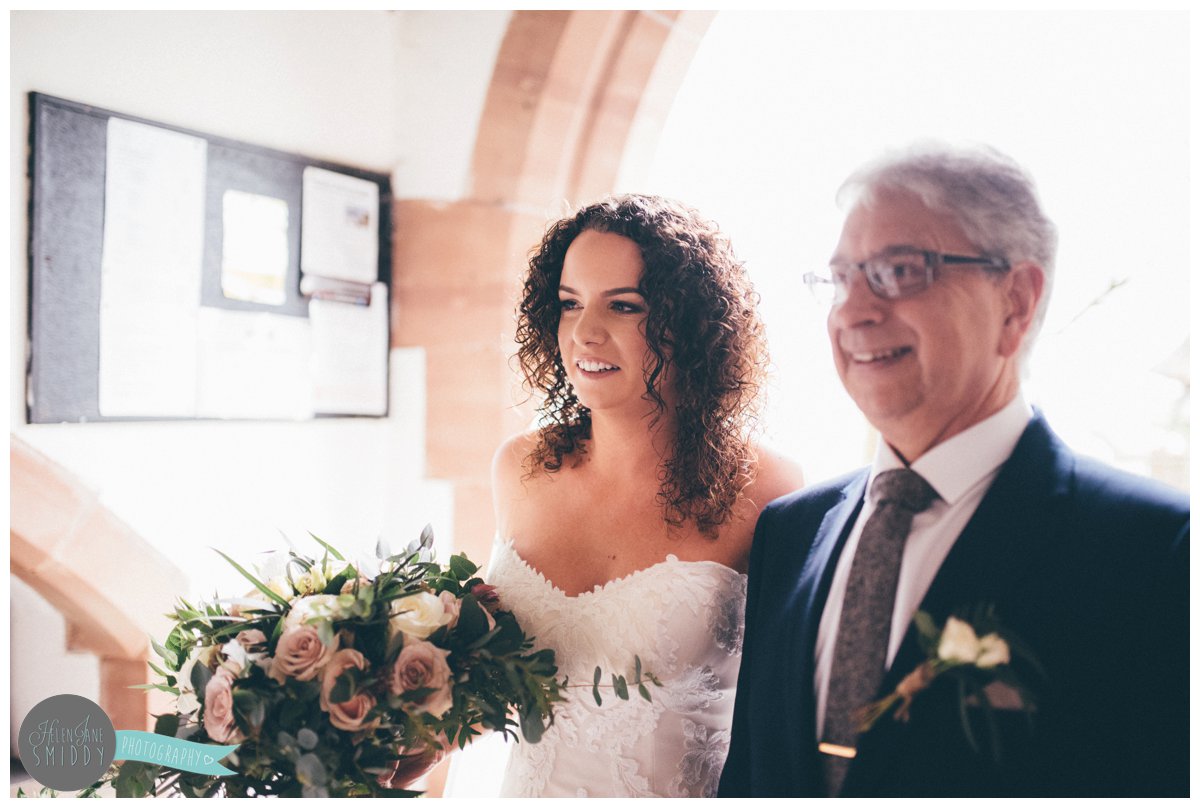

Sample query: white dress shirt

[813,394,1033,739]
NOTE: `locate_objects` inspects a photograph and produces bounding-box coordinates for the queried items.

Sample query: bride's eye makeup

[610,299,645,314]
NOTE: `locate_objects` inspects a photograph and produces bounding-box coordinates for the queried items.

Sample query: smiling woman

[556,230,656,418]
[513,194,787,535]
[482,193,804,796]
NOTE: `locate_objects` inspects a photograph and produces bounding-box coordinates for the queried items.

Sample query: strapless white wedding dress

[486,537,747,798]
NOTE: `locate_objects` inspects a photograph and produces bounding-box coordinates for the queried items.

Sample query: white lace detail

[668,718,732,798]
[711,573,748,655]
[490,538,747,798]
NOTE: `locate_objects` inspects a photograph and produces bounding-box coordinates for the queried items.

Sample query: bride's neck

[585,408,676,473]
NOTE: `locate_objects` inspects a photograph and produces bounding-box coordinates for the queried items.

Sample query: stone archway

[10,434,188,730]
[392,9,715,566]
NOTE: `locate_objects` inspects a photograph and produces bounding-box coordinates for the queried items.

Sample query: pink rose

[389,640,454,718]
[269,625,336,684]
[376,736,449,790]
[437,591,461,629]
[320,648,379,732]
[471,582,500,612]
[235,629,267,651]
[203,668,241,743]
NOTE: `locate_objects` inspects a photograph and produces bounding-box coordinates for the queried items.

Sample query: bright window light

[639,10,1189,489]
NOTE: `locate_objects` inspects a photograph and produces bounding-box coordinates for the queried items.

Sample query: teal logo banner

[115,731,238,776]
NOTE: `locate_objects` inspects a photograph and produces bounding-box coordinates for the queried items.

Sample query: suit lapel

[850,414,1073,792]
[789,471,868,776]
[881,413,1071,692]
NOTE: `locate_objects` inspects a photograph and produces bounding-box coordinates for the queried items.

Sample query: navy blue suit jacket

[719,413,1189,797]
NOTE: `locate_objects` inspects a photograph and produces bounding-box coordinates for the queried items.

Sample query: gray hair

[837,142,1057,364]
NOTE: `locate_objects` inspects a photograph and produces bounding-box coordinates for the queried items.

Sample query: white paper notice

[309,282,388,415]
[221,190,289,306]
[98,118,207,417]
[195,308,314,420]
[300,167,378,285]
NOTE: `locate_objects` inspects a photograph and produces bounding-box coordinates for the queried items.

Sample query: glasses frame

[803,249,1010,304]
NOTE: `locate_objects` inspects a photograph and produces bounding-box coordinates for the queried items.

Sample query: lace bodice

[487,538,747,798]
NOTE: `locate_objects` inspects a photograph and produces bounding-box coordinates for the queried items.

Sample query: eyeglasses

[802,249,1010,306]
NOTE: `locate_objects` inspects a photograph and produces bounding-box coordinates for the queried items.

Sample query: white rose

[284,594,352,632]
[975,633,1011,668]
[177,645,215,693]
[937,617,981,664]
[176,690,200,715]
[388,592,455,640]
[220,634,269,676]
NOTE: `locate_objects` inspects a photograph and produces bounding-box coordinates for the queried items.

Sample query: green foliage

[860,605,1042,765]
[589,654,661,707]
[90,527,566,798]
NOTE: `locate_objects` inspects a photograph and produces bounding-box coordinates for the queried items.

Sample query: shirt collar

[868,393,1033,507]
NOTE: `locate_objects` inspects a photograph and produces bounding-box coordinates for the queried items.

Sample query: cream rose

[389,639,454,718]
[975,633,1011,668]
[176,645,217,714]
[937,617,982,664]
[320,648,379,731]
[269,625,337,684]
[284,594,352,632]
[203,667,241,743]
[388,592,455,640]
[341,573,372,594]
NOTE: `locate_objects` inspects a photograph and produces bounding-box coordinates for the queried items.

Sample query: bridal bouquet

[92,527,563,797]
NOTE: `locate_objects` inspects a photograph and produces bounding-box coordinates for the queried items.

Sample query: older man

[719,145,1188,797]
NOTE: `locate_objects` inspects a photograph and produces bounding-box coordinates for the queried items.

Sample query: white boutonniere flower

[858,606,1041,761]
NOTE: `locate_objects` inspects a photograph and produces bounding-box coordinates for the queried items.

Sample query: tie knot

[871,468,937,513]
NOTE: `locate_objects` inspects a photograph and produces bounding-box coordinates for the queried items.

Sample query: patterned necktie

[821,468,937,796]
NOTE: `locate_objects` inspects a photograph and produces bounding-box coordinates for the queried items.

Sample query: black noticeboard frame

[25,92,393,424]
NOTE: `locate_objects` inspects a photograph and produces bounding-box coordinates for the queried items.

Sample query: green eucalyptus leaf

[519,705,546,744]
[448,554,479,579]
[613,674,629,700]
[214,549,291,607]
[150,636,179,669]
[153,713,180,737]
[306,533,345,561]
[956,676,979,754]
[296,728,319,750]
[329,670,356,704]
[455,594,489,643]
[190,660,213,698]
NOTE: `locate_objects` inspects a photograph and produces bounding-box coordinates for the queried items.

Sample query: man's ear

[998,262,1045,358]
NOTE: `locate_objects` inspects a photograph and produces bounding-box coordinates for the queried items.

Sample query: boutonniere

[859,605,1043,761]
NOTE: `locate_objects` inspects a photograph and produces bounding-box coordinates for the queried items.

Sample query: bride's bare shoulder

[491,431,543,490]
[746,443,805,511]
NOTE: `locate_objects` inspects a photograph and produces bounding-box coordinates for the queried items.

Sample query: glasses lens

[864,254,930,299]
[803,271,837,307]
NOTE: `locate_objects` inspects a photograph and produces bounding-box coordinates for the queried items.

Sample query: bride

[487,194,803,797]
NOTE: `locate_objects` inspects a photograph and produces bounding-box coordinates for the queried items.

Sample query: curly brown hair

[514,194,768,536]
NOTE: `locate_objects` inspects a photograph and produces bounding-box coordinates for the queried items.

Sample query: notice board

[26,93,393,423]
